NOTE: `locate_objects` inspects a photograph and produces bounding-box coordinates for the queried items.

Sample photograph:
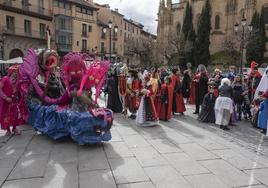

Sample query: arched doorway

[9,49,23,59]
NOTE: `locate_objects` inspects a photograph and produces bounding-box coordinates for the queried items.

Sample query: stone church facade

[157,0,268,65]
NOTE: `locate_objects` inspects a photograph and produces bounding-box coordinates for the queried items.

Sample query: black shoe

[220,125,224,129]
[261,129,267,134]
[180,113,184,115]
[193,112,199,114]
[223,126,230,131]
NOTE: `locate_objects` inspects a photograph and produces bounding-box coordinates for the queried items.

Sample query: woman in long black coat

[107,68,123,113]
[198,83,216,123]
[193,64,208,114]
[182,63,192,103]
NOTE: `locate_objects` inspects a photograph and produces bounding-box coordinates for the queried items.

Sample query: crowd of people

[1,51,268,141]
[106,61,268,134]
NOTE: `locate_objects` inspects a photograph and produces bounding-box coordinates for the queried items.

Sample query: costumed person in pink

[0,65,22,135]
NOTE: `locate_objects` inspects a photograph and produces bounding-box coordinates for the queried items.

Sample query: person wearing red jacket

[248,61,262,102]
[171,68,186,115]
[158,76,173,121]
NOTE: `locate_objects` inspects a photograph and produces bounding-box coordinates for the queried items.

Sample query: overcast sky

[94,0,180,34]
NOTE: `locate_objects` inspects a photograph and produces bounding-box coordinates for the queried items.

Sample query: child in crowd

[258,89,268,135]
[251,98,261,128]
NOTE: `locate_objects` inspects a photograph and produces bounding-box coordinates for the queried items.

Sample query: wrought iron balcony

[1,26,46,40]
[0,0,53,20]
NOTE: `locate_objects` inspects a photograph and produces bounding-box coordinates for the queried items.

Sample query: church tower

[167,0,172,10]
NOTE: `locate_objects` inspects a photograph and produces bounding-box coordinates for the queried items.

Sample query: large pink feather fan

[78,60,111,102]
[18,48,39,83]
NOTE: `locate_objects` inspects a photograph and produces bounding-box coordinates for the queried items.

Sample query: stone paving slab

[109,157,149,184]
[42,161,78,188]
[122,135,150,148]
[184,173,229,188]
[162,131,193,145]
[104,141,134,158]
[7,154,49,180]
[200,159,260,187]
[212,149,267,170]
[0,167,12,186]
[2,178,43,188]
[80,169,116,188]
[163,153,210,176]
[78,145,109,172]
[118,181,156,188]
[179,143,219,161]
[148,139,182,154]
[131,146,168,167]
[244,168,268,186]
[144,165,192,188]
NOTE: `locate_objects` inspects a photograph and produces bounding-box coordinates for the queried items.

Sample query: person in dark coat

[182,62,193,103]
[193,64,208,114]
[107,67,123,113]
[198,82,216,123]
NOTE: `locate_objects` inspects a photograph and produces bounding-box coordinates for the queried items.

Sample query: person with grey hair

[215,78,233,131]
[193,64,208,114]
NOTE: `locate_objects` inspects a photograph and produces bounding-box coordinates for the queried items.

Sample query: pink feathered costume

[0,66,22,130]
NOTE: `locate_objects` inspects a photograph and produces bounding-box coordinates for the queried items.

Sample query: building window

[125,22,127,30]
[264,7,268,25]
[59,1,64,8]
[22,0,28,6]
[6,16,15,32]
[215,15,220,30]
[124,32,126,41]
[24,20,32,36]
[112,42,116,52]
[40,23,46,38]
[77,41,79,46]
[82,24,87,37]
[59,18,66,30]
[76,6,82,13]
[82,8,87,14]
[65,3,71,10]
[101,42,105,53]
[82,39,87,52]
[120,30,122,37]
[88,25,92,32]
[87,10,93,16]
[53,0,58,7]
[38,0,44,12]
[176,23,181,36]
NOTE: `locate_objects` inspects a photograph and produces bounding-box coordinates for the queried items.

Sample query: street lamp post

[103,21,118,63]
[234,15,253,74]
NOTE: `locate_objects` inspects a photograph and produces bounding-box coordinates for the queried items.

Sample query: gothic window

[177,23,181,36]
[226,0,237,15]
[264,7,268,24]
[215,15,220,30]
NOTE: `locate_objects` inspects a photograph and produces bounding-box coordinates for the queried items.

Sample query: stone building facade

[0,0,54,60]
[157,0,268,65]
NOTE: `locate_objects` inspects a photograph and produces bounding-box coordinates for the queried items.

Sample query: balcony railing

[81,32,88,37]
[0,0,53,20]
[57,43,72,52]
[1,26,46,40]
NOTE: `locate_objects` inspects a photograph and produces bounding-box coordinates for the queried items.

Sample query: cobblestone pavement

[0,105,268,188]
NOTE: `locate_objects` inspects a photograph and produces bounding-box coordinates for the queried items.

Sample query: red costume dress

[171,74,186,114]
[158,83,173,121]
[127,78,141,114]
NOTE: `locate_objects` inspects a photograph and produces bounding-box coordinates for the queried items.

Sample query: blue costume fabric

[258,99,268,130]
[27,101,113,145]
